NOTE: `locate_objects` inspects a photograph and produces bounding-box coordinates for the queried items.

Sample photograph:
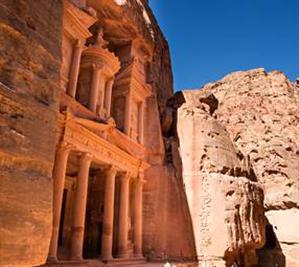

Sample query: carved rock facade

[0,0,194,266]
[0,0,297,267]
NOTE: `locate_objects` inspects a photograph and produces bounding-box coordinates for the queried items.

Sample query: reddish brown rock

[1,0,297,266]
[0,0,191,266]
[0,0,63,266]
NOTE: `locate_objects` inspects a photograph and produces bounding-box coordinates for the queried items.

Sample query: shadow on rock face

[256,222,286,267]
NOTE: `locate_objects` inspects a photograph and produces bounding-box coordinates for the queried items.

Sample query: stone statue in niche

[93,27,108,49]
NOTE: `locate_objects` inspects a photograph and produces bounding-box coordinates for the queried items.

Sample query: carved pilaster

[124,90,132,137]
[104,78,114,118]
[67,39,85,98]
[133,172,145,257]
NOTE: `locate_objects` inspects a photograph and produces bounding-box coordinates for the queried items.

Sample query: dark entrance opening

[83,171,105,259]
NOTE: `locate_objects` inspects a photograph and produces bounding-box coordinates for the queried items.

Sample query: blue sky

[149,0,299,91]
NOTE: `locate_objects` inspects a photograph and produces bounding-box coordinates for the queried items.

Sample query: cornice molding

[60,113,149,177]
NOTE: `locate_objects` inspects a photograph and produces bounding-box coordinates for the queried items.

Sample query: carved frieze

[61,115,149,177]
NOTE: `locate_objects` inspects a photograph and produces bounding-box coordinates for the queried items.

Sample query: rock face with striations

[175,69,299,266]
[0,1,63,266]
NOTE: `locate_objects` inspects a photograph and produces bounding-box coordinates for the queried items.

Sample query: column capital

[137,178,146,186]
[92,63,103,71]
[106,165,118,175]
[75,39,85,48]
[80,152,93,163]
[133,177,145,187]
[58,142,73,153]
[120,172,132,182]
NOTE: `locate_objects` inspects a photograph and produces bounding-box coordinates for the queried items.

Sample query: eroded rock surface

[177,69,299,266]
[176,91,266,266]
[0,1,62,266]
[200,69,299,210]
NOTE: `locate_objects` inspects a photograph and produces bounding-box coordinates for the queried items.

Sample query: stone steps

[42,260,196,267]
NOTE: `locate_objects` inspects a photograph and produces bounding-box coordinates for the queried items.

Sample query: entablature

[64,0,96,41]
[57,112,149,177]
[81,46,120,78]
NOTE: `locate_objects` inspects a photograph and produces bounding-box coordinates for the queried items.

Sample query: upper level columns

[117,172,131,258]
[78,32,120,116]
[89,64,102,112]
[48,144,71,261]
[138,100,145,145]
[67,40,85,98]
[124,91,132,136]
[70,153,92,260]
[101,166,117,261]
[104,78,114,118]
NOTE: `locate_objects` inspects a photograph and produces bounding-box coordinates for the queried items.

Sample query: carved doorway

[83,169,105,259]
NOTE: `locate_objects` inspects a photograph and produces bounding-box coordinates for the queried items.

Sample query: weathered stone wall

[143,164,196,262]
[191,69,299,266]
[0,0,63,265]
[175,91,266,266]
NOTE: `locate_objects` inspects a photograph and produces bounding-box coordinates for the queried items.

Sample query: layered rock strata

[0,0,63,266]
[0,0,194,265]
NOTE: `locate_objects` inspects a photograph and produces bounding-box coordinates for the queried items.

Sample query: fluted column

[138,101,145,145]
[89,64,102,112]
[124,91,132,136]
[104,78,114,117]
[117,173,131,258]
[133,173,145,258]
[48,143,71,261]
[101,166,117,260]
[67,40,84,98]
[70,153,92,260]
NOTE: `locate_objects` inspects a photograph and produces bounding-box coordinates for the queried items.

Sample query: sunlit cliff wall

[0,0,63,266]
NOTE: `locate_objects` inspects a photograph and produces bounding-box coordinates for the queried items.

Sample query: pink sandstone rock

[184,69,299,267]
[176,91,266,266]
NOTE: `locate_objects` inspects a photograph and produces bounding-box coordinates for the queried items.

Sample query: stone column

[70,153,92,260]
[133,174,144,258]
[48,144,71,261]
[124,91,132,136]
[104,78,114,118]
[67,40,84,98]
[101,166,117,261]
[138,101,145,145]
[89,64,102,112]
[117,173,131,258]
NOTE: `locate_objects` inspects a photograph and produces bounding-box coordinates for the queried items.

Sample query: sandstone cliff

[174,91,266,267]
[173,69,299,267]
[0,1,63,266]
[0,0,192,265]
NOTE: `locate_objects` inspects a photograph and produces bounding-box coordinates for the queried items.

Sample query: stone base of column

[47,256,58,262]
[103,256,146,265]
[116,252,130,259]
[101,256,114,264]
[134,254,144,259]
